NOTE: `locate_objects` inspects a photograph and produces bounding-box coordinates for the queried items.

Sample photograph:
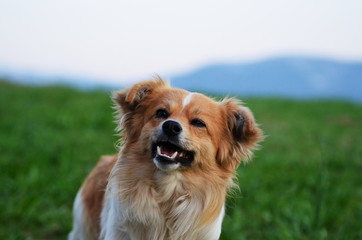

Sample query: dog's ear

[112,78,167,139]
[112,78,167,113]
[217,99,263,172]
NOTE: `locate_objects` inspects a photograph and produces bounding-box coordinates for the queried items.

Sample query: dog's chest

[103,171,223,240]
[122,173,203,238]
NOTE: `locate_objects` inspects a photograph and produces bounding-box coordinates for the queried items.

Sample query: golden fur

[69,77,263,240]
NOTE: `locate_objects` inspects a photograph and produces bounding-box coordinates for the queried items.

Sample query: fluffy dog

[69,78,262,240]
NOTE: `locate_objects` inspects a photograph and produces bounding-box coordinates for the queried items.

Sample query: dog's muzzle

[152,120,194,170]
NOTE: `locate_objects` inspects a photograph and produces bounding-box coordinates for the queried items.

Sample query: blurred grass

[0,80,361,239]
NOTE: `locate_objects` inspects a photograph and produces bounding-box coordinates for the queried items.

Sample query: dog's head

[113,78,263,174]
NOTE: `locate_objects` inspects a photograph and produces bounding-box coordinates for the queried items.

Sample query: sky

[0,0,361,84]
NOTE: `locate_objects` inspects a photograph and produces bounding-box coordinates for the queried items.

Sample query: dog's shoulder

[81,155,118,237]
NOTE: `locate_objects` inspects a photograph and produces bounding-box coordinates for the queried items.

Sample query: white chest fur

[100,175,224,240]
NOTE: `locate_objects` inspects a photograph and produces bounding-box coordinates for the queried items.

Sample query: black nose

[162,120,182,137]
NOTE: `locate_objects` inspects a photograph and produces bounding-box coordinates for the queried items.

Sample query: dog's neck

[154,170,187,202]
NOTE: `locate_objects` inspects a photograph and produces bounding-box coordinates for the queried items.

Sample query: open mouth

[152,141,194,167]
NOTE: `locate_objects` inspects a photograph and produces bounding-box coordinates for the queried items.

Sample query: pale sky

[0,0,361,84]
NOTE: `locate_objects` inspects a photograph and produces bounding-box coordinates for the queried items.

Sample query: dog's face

[113,78,262,174]
[148,90,227,172]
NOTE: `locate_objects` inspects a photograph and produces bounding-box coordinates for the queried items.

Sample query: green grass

[0,80,361,239]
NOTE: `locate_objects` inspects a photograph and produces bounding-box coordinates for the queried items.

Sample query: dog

[68,78,263,240]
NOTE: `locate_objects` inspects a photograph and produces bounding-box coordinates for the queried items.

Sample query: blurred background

[1,0,361,101]
[0,0,361,239]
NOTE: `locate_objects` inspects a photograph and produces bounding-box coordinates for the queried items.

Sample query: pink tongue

[162,149,176,157]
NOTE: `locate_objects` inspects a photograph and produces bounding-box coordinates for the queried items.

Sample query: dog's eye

[190,118,206,128]
[155,108,169,119]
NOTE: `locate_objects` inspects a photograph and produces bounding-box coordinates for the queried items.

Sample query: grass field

[0,80,361,239]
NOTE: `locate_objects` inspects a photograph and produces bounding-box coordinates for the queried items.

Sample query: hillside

[0,80,361,239]
[171,56,362,102]
[1,56,361,102]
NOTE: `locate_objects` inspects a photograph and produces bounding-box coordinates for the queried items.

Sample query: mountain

[1,56,361,102]
[171,56,362,102]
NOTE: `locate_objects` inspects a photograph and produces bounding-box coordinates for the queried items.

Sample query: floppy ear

[217,99,263,172]
[112,78,167,139]
[112,77,166,113]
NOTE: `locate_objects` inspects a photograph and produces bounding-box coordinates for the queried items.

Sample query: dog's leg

[100,179,131,240]
[68,188,86,240]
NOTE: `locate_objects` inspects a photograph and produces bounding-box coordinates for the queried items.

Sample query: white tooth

[157,146,161,155]
[171,151,178,159]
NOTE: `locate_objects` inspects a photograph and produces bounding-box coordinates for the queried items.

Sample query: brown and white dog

[68,78,263,240]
